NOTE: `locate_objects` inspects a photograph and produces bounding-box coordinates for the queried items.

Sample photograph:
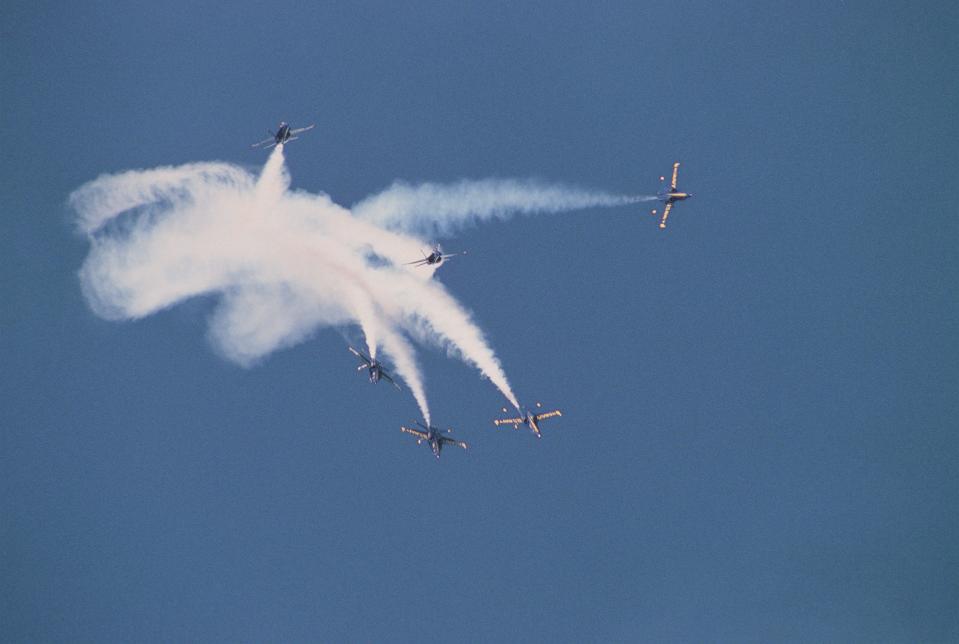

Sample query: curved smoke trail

[70,149,645,418]
[70,147,523,417]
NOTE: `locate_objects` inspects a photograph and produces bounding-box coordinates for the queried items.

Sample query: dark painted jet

[401,421,468,459]
[405,245,466,267]
[650,162,692,229]
[494,402,562,439]
[251,121,315,149]
[348,346,401,390]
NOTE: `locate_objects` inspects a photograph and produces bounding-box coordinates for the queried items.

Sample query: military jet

[650,162,692,229]
[400,421,468,459]
[251,121,315,149]
[405,246,466,267]
[348,346,401,390]
[493,402,562,438]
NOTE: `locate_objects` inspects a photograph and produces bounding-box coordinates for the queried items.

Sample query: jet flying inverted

[650,162,692,229]
[348,346,401,390]
[405,246,466,267]
[251,121,315,149]
[494,402,562,439]
[401,421,468,459]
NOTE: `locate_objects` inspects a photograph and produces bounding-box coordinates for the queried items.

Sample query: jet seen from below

[348,346,401,390]
[650,162,692,229]
[251,121,315,149]
[494,402,562,438]
[401,421,469,458]
[405,246,466,267]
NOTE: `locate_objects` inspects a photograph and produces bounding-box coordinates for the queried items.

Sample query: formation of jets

[253,120,695,457]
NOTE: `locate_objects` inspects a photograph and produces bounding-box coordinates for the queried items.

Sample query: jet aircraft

[348,346,401,390]
[405,246,466,267]
[251,121,315,149]
[493,402,562,438]
[650,162,692,229]
[400,421,468,458]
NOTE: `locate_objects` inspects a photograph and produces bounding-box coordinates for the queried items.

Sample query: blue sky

[2,1,957,641]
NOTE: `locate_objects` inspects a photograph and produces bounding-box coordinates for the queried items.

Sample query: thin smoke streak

[353,178,654,236]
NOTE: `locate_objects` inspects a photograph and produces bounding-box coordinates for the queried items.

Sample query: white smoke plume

[70,150,646,420]
[353,178,655,236]
[69,146,527,422]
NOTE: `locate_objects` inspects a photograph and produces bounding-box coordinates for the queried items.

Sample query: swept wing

[401,426,429,440]
[348,345,373,366]
[658,202,673,229]
[440,436,469,450]
[534,410,562,422]
[251,136,277,149]
[380,370,402,391]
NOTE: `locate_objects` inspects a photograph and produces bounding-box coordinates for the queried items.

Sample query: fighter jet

[400,421,468,459]
[348,346,401,390]
[251,121,315,149]
[493,402,562,439]
[405,246,466,267]
[650,162,692,229]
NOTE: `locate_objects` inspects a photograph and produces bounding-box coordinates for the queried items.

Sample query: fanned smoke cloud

[71,148,641,421]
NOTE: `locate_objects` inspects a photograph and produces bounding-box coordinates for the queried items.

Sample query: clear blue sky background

[2,1,957,641]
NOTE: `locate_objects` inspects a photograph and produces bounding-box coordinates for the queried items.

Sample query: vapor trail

[70,146,522,416]
[353,178,656,237]
[378,326,430,426]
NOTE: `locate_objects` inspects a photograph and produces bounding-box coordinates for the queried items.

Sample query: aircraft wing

[251,137,276,149]
[381,371,402,391]
[404,258,429,266]
[441,436,469,450]
[534,410,562,422]
[401,426,429,440]
[493,417,524,427]
[348,345,372,365]
[670,162,680,190]
[290,124,315,135]
[658,202,673,229]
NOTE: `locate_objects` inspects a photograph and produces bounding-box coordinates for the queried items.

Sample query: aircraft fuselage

[420,425,444,457]
[658,191,691,204]
[275,123,291,144]
[524,412,542,438]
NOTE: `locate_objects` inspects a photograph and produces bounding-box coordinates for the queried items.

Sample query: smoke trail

[71,162,252,236]
[378,326,430,426]
[255,142,290,203]
[385,272,519,411]
[70,146,520,415]
[353,178,656,237]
